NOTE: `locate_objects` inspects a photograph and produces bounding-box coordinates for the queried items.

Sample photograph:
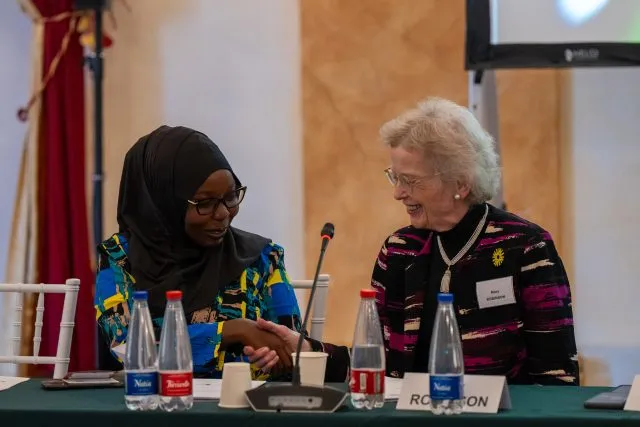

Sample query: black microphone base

[245,382,348,413]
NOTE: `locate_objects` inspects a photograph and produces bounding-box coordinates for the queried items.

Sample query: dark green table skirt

[2,380,640,426]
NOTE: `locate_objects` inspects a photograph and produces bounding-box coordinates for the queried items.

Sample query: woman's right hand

[223,318,293,369]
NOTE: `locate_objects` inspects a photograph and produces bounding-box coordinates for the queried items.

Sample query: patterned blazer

[371,204,579,385]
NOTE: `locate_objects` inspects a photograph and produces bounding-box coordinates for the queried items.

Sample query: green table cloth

[1,380,640,426]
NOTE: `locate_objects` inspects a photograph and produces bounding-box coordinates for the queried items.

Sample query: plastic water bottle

[349,289,385,410]
[428,293,464,415]
[158,290,194,412]
[124,291,159,411]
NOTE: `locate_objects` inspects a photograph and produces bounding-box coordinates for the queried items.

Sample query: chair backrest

[0,279,79,379]
[290,274,330,341]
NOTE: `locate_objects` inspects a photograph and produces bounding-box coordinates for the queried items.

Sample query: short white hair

[380,97,501,204]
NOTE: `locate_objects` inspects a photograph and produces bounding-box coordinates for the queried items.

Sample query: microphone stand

[246,223,347,413]
[73,0,109,372]
[291,235,330,386]
[73,0,106,252]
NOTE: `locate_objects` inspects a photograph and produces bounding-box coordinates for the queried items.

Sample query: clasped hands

[228,318,312,373]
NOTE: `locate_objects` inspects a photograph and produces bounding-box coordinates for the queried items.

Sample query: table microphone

[245,222,348,413]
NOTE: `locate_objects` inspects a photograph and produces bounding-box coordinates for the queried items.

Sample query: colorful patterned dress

[95,233,349,381]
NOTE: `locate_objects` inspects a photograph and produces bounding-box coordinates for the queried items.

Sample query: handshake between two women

[225,317,308,375]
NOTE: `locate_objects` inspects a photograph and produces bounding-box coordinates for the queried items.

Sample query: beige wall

[301,0,564,345]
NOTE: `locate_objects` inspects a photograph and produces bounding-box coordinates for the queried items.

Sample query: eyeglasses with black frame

[187,186,247,216]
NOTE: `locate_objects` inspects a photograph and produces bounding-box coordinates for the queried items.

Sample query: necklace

[436,204,489,293]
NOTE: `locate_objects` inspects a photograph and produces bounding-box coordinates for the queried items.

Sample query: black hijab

[117,125,270,317]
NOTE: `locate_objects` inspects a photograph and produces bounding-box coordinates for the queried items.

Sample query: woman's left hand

[243,346,280,371]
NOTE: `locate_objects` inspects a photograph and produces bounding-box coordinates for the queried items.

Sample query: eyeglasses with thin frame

[383,167,440,190]
[187,186,247,216]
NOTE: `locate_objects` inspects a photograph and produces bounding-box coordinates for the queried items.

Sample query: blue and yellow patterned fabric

[95,233,302,380]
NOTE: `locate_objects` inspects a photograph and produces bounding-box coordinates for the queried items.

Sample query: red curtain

[33,0,95,374]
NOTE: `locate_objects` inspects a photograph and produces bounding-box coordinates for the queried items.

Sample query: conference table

[2,380,640,426]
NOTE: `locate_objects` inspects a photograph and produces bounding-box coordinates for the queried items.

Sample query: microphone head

[321,222,335,240]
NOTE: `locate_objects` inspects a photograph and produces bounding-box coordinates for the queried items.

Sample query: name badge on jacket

[476,277,515,309]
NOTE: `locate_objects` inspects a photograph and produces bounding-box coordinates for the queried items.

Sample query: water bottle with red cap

[349,288,385,410]
[158,290,194,412]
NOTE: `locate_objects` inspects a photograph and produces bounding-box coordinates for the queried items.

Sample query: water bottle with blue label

[428,293,464,415]
[124,291,159,410]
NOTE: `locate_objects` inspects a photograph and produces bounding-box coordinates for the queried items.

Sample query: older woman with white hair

[372,97,579,385]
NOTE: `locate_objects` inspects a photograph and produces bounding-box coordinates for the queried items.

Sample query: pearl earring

[454,194,461,200]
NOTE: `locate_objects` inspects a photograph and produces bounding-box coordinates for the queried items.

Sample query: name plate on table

[624,375,640,411]
[396,373,511,414]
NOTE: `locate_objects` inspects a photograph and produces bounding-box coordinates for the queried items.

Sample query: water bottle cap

[438,293,453,303]
[133,291,148,300]
[360,289,376,298]
[166,290,183,300]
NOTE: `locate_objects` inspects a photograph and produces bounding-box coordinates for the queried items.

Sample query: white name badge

[623,375,640,411]
[476,276,516,309]
[396,373,512,414]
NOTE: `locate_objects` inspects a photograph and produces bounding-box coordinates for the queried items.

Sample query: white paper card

[0,376,29,391]
[193,378,265,400]
[476,276,516,309]
[384,376,404,401]
[396,373,511,414]
[623,375,640,411]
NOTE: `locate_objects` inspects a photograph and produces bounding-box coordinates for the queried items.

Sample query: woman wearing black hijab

[94,126,349,380]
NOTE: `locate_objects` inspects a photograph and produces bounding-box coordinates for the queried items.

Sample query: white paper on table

[193,378,265,400]
[0,376,29,391]
[384,376,403,401]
